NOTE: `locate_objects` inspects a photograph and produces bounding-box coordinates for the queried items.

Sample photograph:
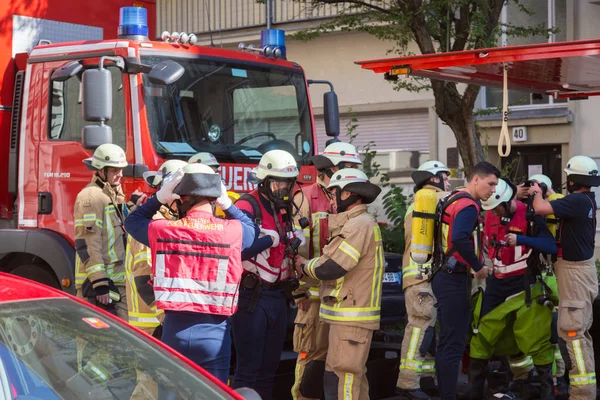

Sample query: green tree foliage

[294,0,553,170]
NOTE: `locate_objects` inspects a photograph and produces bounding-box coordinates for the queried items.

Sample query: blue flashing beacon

[118,7,149,38]
[260,29,286,59]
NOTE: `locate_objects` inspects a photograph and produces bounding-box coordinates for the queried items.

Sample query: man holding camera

[529,156,600,400]
[467,178,557,400]
[291,142,362,400]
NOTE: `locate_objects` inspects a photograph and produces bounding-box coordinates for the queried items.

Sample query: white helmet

[529,174,552,190]
[143,159,188,188]
[328,168,382,205]
[312,142,362,171]
[174,163,222,198]
[255,150,298,181]
[481,178,514,211]
[411,160,450,190]
[83,144,127,171]
[188,152,220,167]
[564,155,600,187]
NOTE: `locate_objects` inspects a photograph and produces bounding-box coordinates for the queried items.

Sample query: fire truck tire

[10,263,60,289]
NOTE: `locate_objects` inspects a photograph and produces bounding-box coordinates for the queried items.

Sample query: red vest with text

[298,183,331,258]
[484,201,531,278]
[236,190,289,282]
[148,209,243,316]
[442,192,482,269]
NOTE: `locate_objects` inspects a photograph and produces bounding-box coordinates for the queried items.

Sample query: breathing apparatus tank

[411,189,438,278]
[546,192,564,239]
[215,191,241,218]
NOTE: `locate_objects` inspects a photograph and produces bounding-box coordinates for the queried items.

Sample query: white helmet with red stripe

[312,142,362,171]
[327,168,381,204]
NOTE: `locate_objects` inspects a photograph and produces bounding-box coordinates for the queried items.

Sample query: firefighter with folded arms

[466,177,558,400]
[294,168,384,400]
[291,142,362,400]
[124,163,258,383]
[75,143,143,320]
[528,155,600,400]
[124,159,187,337]
[395,160,451,400]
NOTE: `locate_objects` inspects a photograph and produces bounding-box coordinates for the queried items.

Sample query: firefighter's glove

[261,228,280,247]
[293,228,306,246]
[216,182,232,211]
[157,169,184,204]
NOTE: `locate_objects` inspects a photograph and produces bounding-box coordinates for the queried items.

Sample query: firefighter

[431,161,499,400]
[231,149,301,400]
[294,168,384,400]
[124,159,187,337]
[528,155,600,400]
[467,177,557,400]
[75,143,131,320]
[124,163,258,383]
[291,142,362,400]
[395,160,451,400]
[189,152,220,173]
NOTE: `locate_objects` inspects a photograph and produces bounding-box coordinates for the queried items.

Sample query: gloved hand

[156,169,184,204]
[293,228,306,246]
[261,228,280,248]
[216,182,232,211]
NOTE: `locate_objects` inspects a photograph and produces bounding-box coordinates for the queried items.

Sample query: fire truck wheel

[10,264,60,289]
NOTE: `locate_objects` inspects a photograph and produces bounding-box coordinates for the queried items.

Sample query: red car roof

[0,272,67,302]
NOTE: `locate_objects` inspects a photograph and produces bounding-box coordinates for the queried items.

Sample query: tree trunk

[431,80,485,170]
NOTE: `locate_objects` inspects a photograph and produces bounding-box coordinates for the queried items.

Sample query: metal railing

[156,0,377,36]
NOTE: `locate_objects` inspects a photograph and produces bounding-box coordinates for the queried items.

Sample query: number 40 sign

[512,126,528,142]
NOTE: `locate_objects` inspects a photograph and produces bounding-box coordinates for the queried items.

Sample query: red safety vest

[297,183,331,258]
[441,192,482,269]
[236,190,290,283]
[484,201,531,278]
[148,209,243,316]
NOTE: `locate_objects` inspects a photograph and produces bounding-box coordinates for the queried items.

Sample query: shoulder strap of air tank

[237,193,262,226]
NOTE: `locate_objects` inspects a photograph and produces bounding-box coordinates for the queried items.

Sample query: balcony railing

[156,0,378,36]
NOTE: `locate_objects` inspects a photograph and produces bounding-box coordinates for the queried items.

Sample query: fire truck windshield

[141,55,314,164]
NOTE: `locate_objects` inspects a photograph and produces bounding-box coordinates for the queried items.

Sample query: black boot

[465,358,489,400]
[487,368,517,399]
[535,364,555,400]
[394,387,431,400]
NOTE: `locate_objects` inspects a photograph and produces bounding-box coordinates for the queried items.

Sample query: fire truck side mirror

[51,61,83,82]
[82,125,112,150]
[323,91,340,138]
[148,60,185,85]
[82,67,112,122]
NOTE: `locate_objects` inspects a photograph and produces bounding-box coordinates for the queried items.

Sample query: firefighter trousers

[555,258,598,399]
[323,324,373,400]
[76,285,128,322]
[470,279,557,371]
[291,300,330,400]
[396,281,437,390]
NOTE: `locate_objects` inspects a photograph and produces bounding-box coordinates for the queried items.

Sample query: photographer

[467,178,557,400]
[528,156,600,400]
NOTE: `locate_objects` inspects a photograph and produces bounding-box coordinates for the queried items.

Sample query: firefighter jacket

[484,201,532,278]
[440,191,482,269]
[75,175,126,292]
[125,206,175,332]
[303,205,385,330]
[237,190,291,283]
[402,186,448,289]
[148,208,244,316]
[292,178,332,301]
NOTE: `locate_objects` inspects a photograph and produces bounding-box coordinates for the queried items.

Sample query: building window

[49,66,126,150]
[483,0,567,109]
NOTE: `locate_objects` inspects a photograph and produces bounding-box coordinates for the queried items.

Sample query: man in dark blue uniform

[432,161,500,400]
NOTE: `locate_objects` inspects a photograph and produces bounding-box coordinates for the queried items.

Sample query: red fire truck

[0,4,341,293]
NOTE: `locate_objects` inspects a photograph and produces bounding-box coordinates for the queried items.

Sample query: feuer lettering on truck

[221,166,256,192]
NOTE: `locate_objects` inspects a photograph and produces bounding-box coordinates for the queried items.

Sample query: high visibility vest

[148,209,243,316]
[440,192,482,269]
[236,190,291,283]
[484,201,532,278]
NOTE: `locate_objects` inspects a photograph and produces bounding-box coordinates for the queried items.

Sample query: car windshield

[0,298,233,400]
[141,54,314,165]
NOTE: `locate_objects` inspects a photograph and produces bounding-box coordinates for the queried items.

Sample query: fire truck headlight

[208,124,222,142]
[180,32,189,43]
[161,31,171,41]
[171,32,181,41]
[189,34,198,45]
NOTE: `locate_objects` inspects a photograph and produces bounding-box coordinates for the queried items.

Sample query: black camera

[522,179,548,199]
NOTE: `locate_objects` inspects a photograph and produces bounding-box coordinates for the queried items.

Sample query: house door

[500,145,562,191]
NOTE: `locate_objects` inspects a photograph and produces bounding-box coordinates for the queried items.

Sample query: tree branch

[406,0,436,54]
[452,2,475,51]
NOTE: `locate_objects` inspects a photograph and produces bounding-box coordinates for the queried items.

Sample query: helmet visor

[267,178,296,202]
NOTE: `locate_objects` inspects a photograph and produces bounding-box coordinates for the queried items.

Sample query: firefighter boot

[465,358,488,400]
[535,364,555,400]
[393,387,431,400]
[486,369,517,400]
